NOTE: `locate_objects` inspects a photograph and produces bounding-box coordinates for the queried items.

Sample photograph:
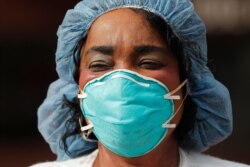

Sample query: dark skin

[79,9,185,167]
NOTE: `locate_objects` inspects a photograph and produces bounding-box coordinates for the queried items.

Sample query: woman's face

[79,8,183,135]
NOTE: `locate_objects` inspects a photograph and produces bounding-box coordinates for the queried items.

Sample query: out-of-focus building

[193,0,250,34]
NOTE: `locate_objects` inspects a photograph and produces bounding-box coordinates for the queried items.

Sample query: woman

[31,0,249,167]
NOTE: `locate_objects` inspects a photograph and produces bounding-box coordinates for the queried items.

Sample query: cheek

[143,68,181,91]
[78,70,98,89]
[160,70,180,91]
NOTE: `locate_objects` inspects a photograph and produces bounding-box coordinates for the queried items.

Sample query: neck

[93,136,180,167]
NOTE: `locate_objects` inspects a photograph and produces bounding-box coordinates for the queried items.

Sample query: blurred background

[0,0,249,166]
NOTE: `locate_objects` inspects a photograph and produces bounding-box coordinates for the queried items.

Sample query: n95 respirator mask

[78,69,187,157]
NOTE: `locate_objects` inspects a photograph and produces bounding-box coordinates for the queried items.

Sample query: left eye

[88,60,113,72]
[138,59,164,70]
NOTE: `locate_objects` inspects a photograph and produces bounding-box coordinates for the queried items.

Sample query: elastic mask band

[164,79,188,100]
[79,118,96,142]
[162,90,188,129]
[78,89,87,99]
[80,123,93,132]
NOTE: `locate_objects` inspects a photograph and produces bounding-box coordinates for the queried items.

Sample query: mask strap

[162,85,189,129]
[78,89,88,99]
[78,89,95,141]
[78,118,96,142]
[164,79,188,100]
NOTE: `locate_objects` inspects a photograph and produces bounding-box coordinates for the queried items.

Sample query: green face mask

[78,69,187,157]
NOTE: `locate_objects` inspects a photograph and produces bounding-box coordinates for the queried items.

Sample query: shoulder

[30,150,98,167]
[180,149,250,167]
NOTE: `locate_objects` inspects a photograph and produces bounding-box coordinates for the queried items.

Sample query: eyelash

[88,59,164,72]
[88,60,113,72]
[138,59,164,70]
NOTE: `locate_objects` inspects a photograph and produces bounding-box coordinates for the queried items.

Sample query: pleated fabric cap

[38,0,232,160]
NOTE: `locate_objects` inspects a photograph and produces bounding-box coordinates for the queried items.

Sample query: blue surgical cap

[38,0,233,160]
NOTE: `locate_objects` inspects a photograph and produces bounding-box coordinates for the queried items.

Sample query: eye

[138,59,164,70]
[88,60,113,72]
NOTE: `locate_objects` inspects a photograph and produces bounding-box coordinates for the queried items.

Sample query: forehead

[92,8,147,26]
[84,8,166,48]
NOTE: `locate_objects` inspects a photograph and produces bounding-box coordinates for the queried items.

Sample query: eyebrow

[133,45,168,55]
[85,45,168,56]
[86,46,114,55]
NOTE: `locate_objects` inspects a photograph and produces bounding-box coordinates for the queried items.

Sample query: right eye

[88,60,113,72]
[138,59,165,70]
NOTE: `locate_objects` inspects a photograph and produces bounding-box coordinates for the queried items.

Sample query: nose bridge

[113,46,135,71]
[115,58,133,70]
